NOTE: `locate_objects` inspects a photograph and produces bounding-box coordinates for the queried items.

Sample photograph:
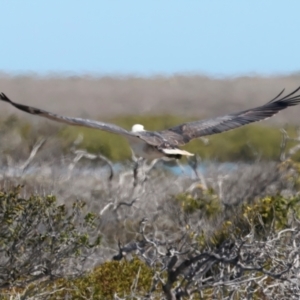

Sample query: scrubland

[1,74,300,299]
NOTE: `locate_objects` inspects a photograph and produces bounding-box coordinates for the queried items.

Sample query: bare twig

[20,138,47,173]
[280,128,300,161]
[69,149,114,181]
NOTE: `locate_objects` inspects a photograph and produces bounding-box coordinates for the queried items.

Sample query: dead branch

[20,138,47,173]
[69,148,114,181]
[114,218,300,300]
[280,128,300,161]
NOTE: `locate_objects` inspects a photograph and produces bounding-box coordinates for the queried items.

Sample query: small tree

[0,185,101,297]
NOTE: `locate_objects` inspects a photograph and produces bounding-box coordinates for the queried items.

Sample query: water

[1,161,239,179]
[164,162,238,176]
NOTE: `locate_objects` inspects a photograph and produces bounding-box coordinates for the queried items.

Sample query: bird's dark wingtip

[267,85,300,106]
[267,88,285,103]
[0,92,11,103]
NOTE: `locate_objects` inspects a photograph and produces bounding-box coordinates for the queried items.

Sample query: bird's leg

[174,158,187,176]
[187,155,207,190]
[133,156,145,187]
[130,148,140,187]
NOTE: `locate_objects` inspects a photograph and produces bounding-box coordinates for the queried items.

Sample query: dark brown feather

[159,86,300,145]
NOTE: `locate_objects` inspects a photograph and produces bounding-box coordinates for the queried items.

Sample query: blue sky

[1,1,300,76]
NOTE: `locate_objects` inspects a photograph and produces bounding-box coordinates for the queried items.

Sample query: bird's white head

[131,124,145,132]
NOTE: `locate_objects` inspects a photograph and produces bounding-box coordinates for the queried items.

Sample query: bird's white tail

[162,148,194,156]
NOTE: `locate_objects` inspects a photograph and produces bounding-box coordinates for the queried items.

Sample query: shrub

[0,186,100,298]
[50,257,155,299]
[175,186,222,218]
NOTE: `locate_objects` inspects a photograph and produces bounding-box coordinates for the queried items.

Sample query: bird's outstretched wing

[159,86,300,146]
[0,93,139,139]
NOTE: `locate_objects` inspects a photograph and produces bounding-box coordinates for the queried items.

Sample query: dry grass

[1,73,300,125]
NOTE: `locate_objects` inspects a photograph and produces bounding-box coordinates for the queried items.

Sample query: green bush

[50,257,155,299]
[242,194,300,232]
[175,186,222,217]
[51,248,278,300]
[0,186,100,298]
[196,192,300,250]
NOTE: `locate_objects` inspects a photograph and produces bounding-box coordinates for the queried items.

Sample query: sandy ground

[0,73,300,125]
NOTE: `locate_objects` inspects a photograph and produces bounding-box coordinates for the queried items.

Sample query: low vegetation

[1,112,300,299]
[0,186,101,299]
[1,166,300,299]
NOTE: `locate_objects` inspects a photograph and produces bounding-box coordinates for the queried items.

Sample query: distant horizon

[1,70,300,79]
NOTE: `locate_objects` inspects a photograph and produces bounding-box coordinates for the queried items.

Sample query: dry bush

[1,73,300,123]
[1,116,300,298]
[0,126,300,299]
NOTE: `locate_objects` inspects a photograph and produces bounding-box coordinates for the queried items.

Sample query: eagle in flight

[1,87,300,159]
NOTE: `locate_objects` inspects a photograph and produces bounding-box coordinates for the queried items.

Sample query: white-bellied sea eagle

[1,87,300,159]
